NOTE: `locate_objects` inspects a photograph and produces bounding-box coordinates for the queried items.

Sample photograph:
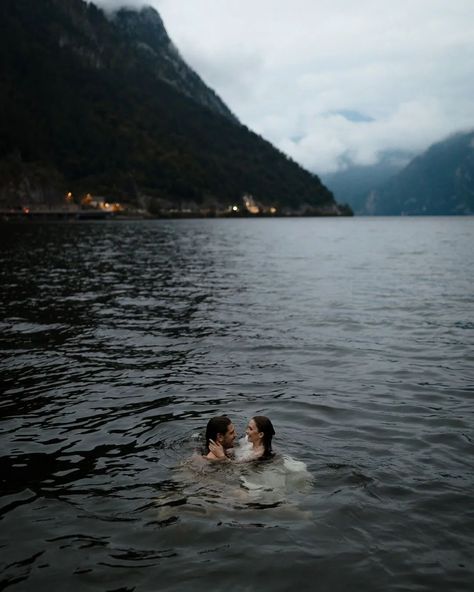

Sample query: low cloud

[94,0,147,12]
[278,100,470,174]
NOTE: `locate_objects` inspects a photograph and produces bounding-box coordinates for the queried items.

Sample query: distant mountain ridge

[0,0,347,215]
[321,150,413,214]
[323,132,474,215]
[364,131,474,215]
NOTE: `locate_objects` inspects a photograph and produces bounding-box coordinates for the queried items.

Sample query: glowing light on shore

[243,194,260,214]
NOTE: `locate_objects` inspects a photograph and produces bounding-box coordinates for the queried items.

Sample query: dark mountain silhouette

[111,6,237,123]
[0,0,349,215]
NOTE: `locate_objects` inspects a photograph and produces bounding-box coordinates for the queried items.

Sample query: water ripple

[0,218,473,591]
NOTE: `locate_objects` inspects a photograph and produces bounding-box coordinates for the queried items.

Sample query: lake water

[1,217,473,592]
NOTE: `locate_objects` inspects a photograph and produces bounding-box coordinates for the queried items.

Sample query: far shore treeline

[0,0,352,218]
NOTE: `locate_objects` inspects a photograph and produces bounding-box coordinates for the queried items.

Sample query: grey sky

[95,0,474,173]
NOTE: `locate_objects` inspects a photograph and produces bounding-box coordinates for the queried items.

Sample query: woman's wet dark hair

[204,416,232,454]
[253,415,275,460]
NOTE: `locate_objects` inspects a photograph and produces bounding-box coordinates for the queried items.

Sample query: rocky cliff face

[111,6,237,123]
[0,155,64,208]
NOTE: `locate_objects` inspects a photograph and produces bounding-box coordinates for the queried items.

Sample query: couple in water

[203,415,275,462]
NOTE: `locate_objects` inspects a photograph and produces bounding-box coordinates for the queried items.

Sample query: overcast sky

[96,0,474,174]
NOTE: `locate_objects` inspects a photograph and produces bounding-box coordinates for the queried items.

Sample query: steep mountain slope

[0,0,347,214]
[364,132,474,215]
[111,6,237,123]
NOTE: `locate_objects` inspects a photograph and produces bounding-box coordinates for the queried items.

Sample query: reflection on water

[158,453,312,525]
[1,218,473,591]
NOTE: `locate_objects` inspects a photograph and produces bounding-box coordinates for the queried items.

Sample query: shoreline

[0,211,353,222]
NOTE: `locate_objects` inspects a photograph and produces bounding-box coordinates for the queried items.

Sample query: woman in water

[245,416,275,460]
[209,415,275,461]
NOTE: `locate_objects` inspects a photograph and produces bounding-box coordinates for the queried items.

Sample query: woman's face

[246,419,262,445]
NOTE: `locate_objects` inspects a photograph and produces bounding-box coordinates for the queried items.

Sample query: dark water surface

[1,218,473,591]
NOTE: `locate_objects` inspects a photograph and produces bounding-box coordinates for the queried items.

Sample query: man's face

[219,422,236,449]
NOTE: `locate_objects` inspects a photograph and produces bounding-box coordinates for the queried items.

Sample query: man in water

[204,416,236,460]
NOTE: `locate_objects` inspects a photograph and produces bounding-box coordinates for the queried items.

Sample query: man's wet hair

[204,416,232,454]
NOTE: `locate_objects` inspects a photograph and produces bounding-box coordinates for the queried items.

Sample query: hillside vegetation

[0,0,348,215]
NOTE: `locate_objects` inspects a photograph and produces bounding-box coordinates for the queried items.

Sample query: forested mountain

[0,0,348,215]
[353,132,474,215]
